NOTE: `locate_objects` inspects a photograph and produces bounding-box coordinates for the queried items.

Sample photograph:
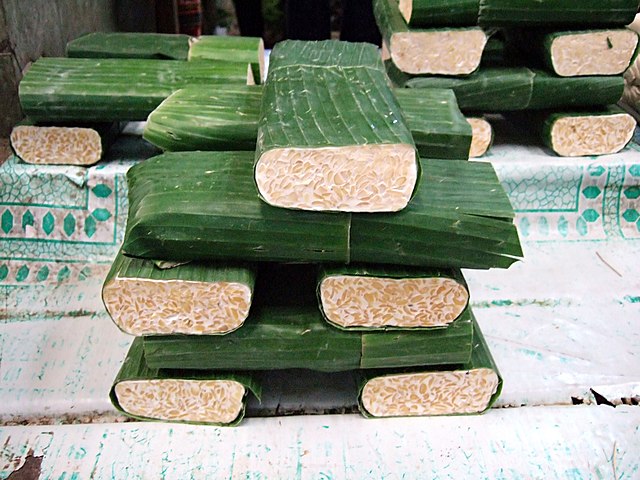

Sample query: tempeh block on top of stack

[255,40,419,213]
[66,32,265,83]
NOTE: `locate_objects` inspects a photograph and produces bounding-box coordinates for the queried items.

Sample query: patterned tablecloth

[0,130,639,479]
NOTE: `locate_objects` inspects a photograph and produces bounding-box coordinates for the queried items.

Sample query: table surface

[1,127,639,478]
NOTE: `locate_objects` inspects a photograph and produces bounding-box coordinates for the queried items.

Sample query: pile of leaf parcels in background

[376,0,639,157]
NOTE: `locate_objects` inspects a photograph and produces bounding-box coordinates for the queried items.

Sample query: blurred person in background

[234,0,380,46]
[178,0,204,36]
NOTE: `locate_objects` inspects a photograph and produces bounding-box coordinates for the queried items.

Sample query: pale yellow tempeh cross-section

[550,113,635,157]
[320,275,468,328]
[10,126,102,165]
[467,118,493,158]
[390,29,487,75]
[551,30,639,77]
[255,144,417,212]
[103,278,252,335]
[362,368,499,417]
[115,379,246,424]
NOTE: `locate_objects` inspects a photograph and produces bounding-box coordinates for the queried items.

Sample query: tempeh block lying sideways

[111,338,261,425]
[478,0,639,27]
[358,314,501,417]
[389,65,534,110]
[467,117,493,157]
[142,269,475,371]
[123,151,521,269]
[393,88,472,159]
[67,32,192,60]
[317,266,469,330]
[144,263,472,371]
[506,29,639,77]
[19,57,253,122]
[9,123,120,165]
[67,32,265,83]
[348,158,521,268]
[144,86,262,151]
[145,85,472,159]
[391,66,625,111]
[102,250,256,335]
[398,0,480,27]
[188,35,265,83]
[526,70,625,109]
[255,40,418,212]
[507,106,636,157]
[375,0,488,75]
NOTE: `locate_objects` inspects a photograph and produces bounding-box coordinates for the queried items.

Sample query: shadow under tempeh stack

[104,39,521,425]
[378,0,639,157]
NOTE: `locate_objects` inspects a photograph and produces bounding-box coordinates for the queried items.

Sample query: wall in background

[0,0,117,136]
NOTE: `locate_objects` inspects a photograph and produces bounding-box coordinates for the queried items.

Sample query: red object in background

[178,0,203,36]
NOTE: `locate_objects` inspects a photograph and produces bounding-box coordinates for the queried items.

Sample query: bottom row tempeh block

[111,314,501,425]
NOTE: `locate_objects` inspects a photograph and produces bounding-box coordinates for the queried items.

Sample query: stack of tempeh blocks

[102,40,522,425]
[13,29,521,425]
[377,0,639,157]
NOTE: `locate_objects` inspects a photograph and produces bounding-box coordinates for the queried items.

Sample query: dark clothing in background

[285,0,331,41]
[233,0,265,38]
[178,0,203,36]
[235,0,381,46]
[340,0,381,46]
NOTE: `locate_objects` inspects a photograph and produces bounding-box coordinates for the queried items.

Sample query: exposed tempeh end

[320,275,468,328]
[362,368,499,417]
[467,117,493,158]
[246,64,256,86]
[381,41,391,61]
[115,379,245,424]
[103,278,252,335]
[390,30,487,75]
[398,0,412,23]
[10,125,102,165]
[550,113,635,157]
[255,144,417,212]
[550,30,638,77]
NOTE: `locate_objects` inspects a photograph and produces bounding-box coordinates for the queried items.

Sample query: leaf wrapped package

[122,151,521,269]
[358,313,502,417]
[391,65,625,111]
[397,0,480,27]
[103,250,257,336]
[145,85,472,159]
[111,338,261,426]
[255,40,418,213]
[374,0,488,75]
[19,57,252,122]
[478,0,638,27]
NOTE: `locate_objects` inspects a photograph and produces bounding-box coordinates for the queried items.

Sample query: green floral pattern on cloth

[0,136,158,287]
[1,134,638,287]
[488,138,640,242]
